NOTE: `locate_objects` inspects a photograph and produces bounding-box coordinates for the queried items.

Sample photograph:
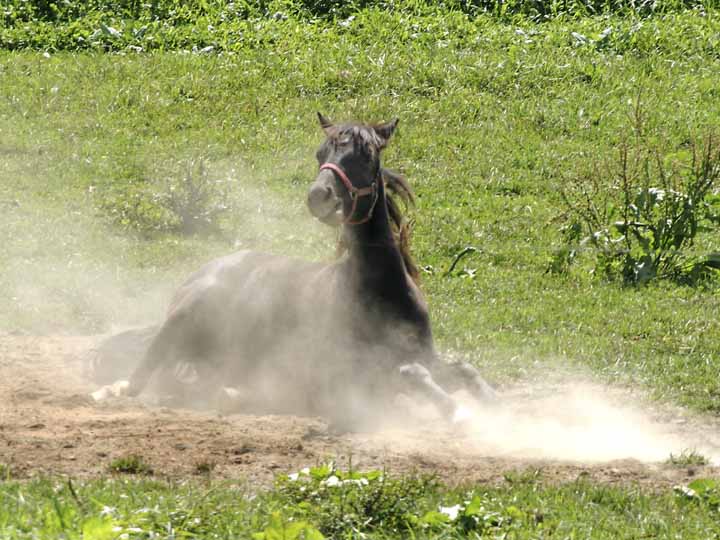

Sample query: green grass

[0,468,719,539]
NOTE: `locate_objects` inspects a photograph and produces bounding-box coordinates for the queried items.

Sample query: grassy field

[1,0,720,537]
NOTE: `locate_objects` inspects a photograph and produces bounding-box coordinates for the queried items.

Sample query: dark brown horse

[90,114,495,427]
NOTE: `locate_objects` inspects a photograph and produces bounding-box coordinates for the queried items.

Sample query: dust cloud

[377,378,720,465]
[1,155,330,335]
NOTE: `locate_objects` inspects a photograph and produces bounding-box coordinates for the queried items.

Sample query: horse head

[307,113,398,226]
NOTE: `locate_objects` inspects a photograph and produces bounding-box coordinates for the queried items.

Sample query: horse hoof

[91,380,130,402]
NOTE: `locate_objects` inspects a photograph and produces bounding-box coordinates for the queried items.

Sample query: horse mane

[381,168,419,283]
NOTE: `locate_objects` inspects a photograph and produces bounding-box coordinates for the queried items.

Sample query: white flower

[341,478,369,487]
[323,475,340,487]
[339,16,355,27]
[439,504,462,521]
[648,187,666,201]
[288,467,311,481]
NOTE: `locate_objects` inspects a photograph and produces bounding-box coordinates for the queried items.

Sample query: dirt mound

[0,334,718,488]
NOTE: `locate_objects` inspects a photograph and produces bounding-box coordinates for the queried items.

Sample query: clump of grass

[194,461,216,475]
[667,449,710,467]
[108,455,153,475]
[0,463,11,480]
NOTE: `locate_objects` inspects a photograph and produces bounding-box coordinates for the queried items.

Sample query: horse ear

[374,118,399,147]
[317,112,333,133]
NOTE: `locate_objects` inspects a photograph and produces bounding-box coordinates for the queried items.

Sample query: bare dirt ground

[1,334,719,489]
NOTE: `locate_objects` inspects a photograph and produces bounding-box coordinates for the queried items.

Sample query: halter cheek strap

[319,162,379,225]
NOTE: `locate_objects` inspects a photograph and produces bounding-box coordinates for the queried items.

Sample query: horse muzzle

[307,171,345,225]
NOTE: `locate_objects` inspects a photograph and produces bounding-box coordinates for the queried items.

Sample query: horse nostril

[307,184,335,210]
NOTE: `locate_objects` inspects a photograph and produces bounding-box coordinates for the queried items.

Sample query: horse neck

[343,181,408,289]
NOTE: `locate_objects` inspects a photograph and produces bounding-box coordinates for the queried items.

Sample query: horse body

[90,114,495,427]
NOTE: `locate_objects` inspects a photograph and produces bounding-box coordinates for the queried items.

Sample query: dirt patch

[1,334,718,489]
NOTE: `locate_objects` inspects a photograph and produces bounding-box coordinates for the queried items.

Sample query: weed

[555,97,720,285]
[97,157,230,237]
[667,449,710,467]
[675,478,720,511]
[253,512,324,540]
[503,469,543,485]
[108,455,153,475]
[162,158,231,236]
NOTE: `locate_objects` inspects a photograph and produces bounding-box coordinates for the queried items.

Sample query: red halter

[319,162,379,225]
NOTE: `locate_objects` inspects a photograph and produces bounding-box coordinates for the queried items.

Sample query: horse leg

[84,325,159,385]
[148,360,229,409]
[397,362,460,421]
[430,360,498,403]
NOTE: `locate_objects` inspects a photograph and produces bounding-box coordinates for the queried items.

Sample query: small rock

[232,444,253,455]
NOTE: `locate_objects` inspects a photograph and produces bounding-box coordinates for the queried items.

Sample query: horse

[89,114,495,427]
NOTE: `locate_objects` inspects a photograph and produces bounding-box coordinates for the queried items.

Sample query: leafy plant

[675,478,720,511]
[408,492,525,536]
[555,98,720,284]
[274,463,440,537]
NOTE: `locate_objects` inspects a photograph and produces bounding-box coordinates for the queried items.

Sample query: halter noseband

[319,162,379,225]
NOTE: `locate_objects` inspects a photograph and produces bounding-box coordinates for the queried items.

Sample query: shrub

[554,99,720,285]
[97,157,231,237]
